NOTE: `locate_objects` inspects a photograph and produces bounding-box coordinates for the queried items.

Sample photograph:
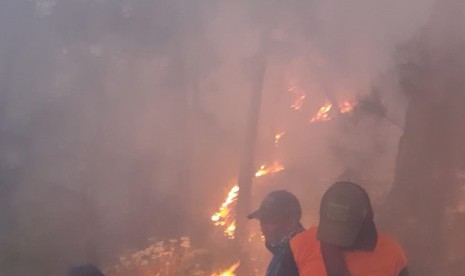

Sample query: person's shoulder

[378,233,405,252]
[378,233,408,273]
[289,227,320,264]
[378,233,407,261]
[293,227,318,241]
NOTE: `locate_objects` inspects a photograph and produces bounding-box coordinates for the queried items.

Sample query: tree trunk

[383,2,465,274]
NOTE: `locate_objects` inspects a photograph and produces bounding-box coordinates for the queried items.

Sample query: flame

[339,101,356,114]
[309,100,356,123]
[309,101,333,123]
[211,185,239,239]
[291,95,306,111]
[255,162,285,177]
[274,132,285,147]
[211,159,285,238]
[211,133,288,239]
[225,221,236,238]
[288,83,306,111]
[212,262,241,276]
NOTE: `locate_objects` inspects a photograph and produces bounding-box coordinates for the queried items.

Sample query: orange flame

[309,100,356,123]
[288,83,306,111]
[211,160,285,238]
[212,262,240,276]
[339,101,356,114]
[309,101,333,123]
[255,162,285,178]
[225,221,236,238]
[291,95,306,111]
[274,132,285,147]
[211,185,239,239]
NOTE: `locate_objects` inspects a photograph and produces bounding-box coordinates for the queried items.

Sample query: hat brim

[317,219,362,247]
[247,209,261,219]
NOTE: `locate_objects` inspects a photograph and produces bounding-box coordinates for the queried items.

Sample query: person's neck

[267,222,304,248]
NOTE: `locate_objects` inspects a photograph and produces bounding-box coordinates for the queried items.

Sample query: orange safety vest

[290,227,407,276]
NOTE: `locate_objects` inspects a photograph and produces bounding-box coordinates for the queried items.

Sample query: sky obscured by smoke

[0,0,440,274]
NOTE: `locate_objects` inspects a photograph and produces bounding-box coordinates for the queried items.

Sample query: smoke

[249,0,435,222]
[0,0,440,275]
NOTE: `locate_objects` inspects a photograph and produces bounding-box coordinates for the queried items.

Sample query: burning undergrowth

[105,237,242,276]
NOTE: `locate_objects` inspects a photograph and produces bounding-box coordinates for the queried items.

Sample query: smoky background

[1,0,464,275]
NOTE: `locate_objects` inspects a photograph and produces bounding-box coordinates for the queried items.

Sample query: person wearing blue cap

[248,190,305,276]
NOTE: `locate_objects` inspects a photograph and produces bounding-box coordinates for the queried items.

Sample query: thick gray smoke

[2,0,457,275]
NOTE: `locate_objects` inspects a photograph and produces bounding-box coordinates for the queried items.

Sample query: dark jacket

[265,224,304,276]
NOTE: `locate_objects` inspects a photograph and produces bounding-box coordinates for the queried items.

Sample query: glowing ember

[339,101,356,114]
[274,132,285,147]
[288,83,306,111]
[255,162,285,177]
[211,185,239,239]
[212,262,240,276]
[309,101,333,123]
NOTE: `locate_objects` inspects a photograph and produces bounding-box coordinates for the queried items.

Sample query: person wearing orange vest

[290,182,408,276]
